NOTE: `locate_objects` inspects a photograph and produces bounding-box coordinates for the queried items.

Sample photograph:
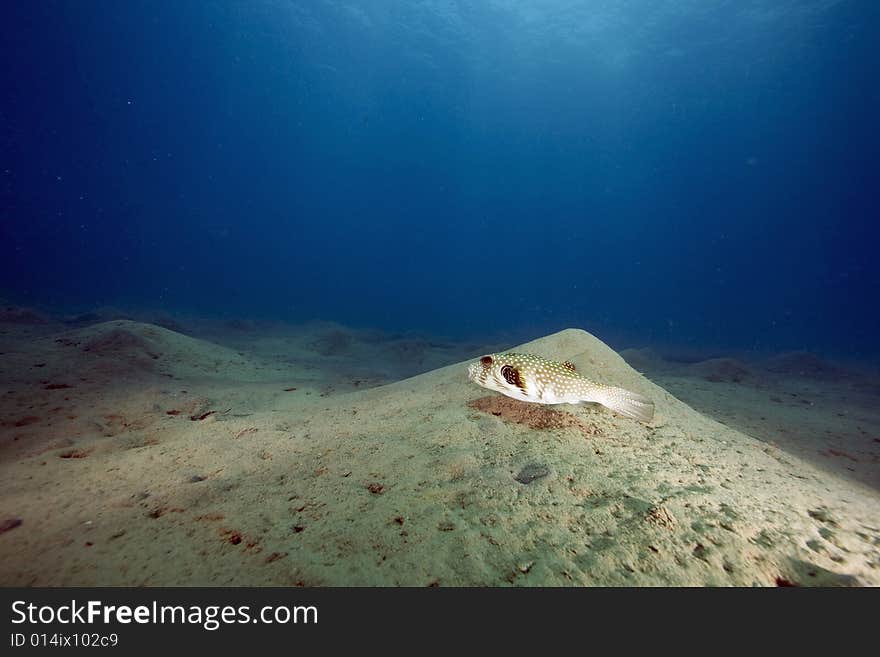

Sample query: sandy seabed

[0,310,878,586]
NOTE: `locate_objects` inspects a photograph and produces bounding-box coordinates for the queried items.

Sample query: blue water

[2,1,878,357]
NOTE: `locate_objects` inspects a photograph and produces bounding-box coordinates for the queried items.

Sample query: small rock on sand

[515,463,550,484]
[0,518,23,534]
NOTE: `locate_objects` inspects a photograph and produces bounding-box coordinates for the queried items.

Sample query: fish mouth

[466,362,479,382]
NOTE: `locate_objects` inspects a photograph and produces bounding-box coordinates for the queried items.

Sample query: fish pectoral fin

[587,386,655,423]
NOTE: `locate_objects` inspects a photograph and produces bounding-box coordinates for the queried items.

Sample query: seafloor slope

[0,318,878,586]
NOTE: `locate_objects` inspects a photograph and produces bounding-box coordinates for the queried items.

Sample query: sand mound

[62,311,108,325]
[619,347,665,372]
[765,351,843,378]
[58,320,266,380]
[688,357,753,383]
[151,315,189,334]
[224,318,258,332]
[383,339,429,366]
[83,327,162,370]
[0,327,877,587]
[0,306,49,324]
[310,330,352,356]
[62,307,134,326]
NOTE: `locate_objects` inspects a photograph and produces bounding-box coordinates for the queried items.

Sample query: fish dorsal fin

[563,360,576,372]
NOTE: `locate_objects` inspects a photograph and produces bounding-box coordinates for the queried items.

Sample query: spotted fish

[467,352,654,423]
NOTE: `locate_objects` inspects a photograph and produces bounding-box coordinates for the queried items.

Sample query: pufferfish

[467,352,654,423]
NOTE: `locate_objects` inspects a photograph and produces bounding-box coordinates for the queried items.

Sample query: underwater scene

[1,1,878,587]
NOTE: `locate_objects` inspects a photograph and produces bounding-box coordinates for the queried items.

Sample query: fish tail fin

[586,385,655,423]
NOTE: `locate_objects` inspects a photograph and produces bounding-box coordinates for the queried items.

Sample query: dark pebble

[188,475,206,483]
[0,517,23,534]
[515,463,550,484]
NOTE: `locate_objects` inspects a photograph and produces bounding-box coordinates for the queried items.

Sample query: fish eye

[480,355,493,367]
